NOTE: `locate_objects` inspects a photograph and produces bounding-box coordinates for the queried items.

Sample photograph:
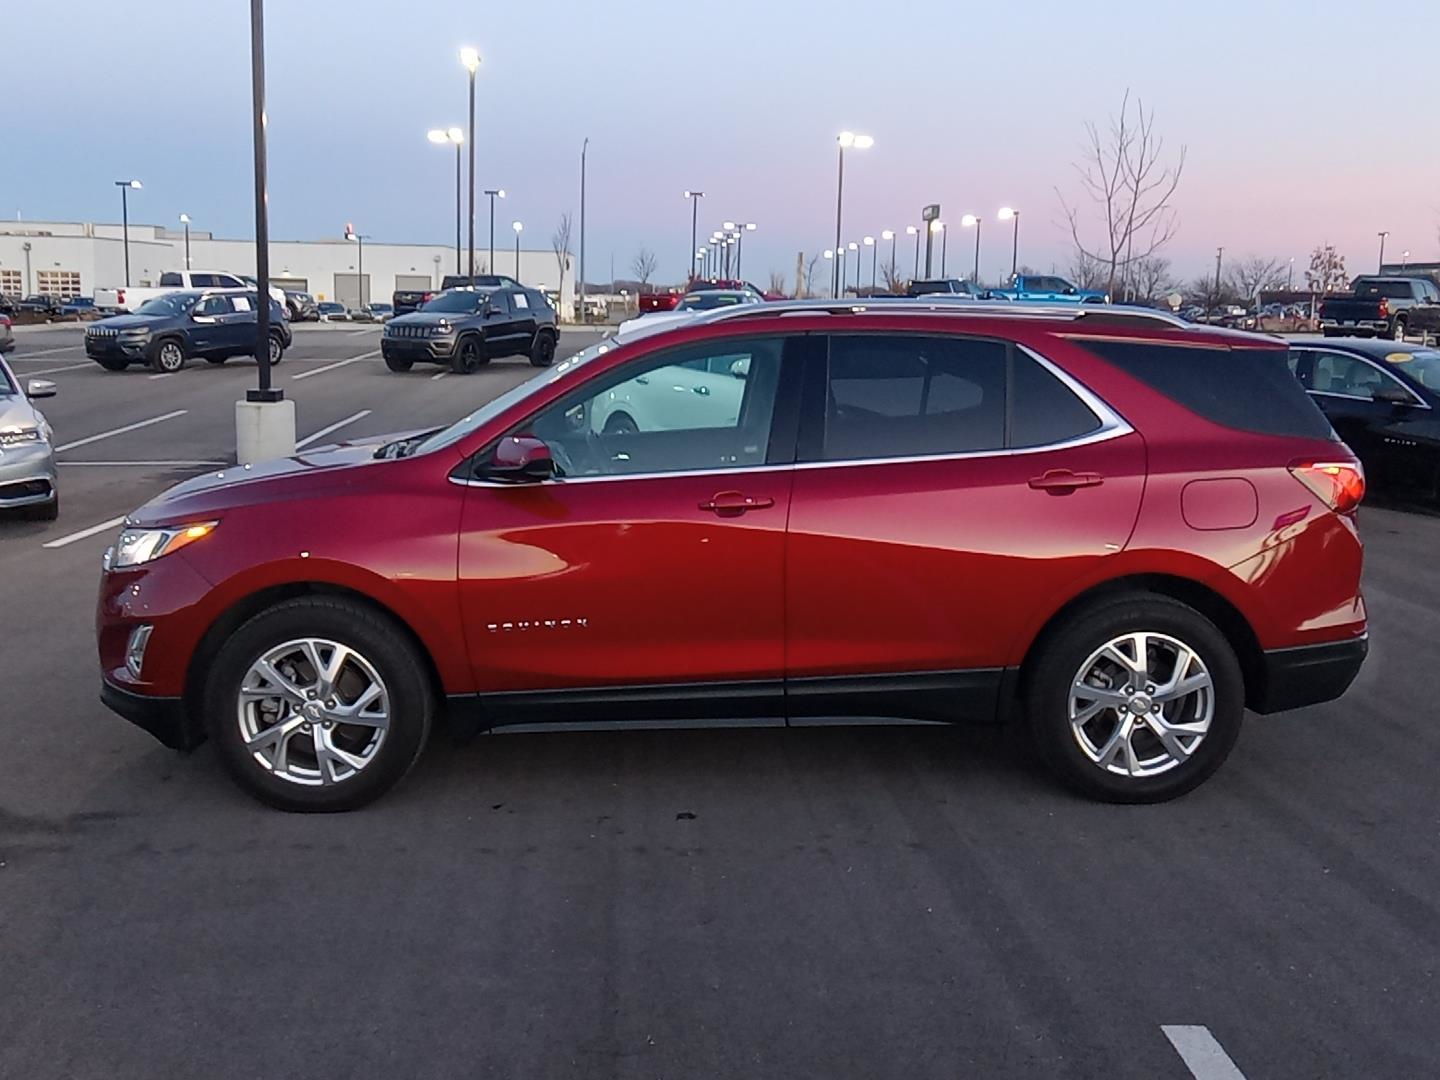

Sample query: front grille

[88,326,118,338]
[0,478,53,501]
[392,325,429,338]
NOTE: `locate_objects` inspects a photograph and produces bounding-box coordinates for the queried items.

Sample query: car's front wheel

[1026,594,1244,803]
[150,338,187,373]
[384,353,413,372]
[530,330,557,367]
[204,597,434,812]
[450,335,486,374]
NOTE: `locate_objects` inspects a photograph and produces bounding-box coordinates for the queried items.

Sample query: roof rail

[693,296,1192,330]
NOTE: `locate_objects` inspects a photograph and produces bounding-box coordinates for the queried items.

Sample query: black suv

[392,273,519,316]
[85,290,291,373]
[381,286,557,374]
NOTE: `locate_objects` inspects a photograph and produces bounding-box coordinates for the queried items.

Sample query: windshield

[1384,349,1440,391]
[0,362,15,396]
[409,339,617,456]
[677,292,753,311]
[135,293,197,316]
[422,290,488,313]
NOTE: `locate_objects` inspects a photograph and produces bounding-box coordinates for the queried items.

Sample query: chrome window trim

[451,340,1133,488]
[1298,347,1430,410]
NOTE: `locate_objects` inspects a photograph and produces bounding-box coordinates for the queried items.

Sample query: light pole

[824,249,835,298]
[114,179,141,286]
[864,236,876,292]
[344,229,368,309]
[579,136,588,321]
[882,230,895,287]
[1377,230,1389,272]
[512,220,523,280]
[695,249,706,279]
[460,47,481,283]
[932,221,946,276]
[848,241,859,293]
[998,206,1019,279]
[428,127,464,275]
[732,222,756,279]
[483,188,505,273]
[1288,257,1294,290]
[962,214,981,283]
[1402,250,1410,271]
[907,225,920,279]
[179,212,191,269]
[684,190,704,283]
[1214,247,1224,316]
[835,247,845,296]
[832,130,873,296]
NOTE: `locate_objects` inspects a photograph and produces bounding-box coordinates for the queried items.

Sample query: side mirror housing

[730,357,750,379]
[487,435,554,481]
[26,379,57,400]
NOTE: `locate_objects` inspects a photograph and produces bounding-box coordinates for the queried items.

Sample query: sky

[7,0,1440,289]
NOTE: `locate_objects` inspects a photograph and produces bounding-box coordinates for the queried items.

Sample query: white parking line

[53,410,188,453]
[290,350,380,380]
[11,344,88,358]
[21,361,93,377]
[1162,1026,1248,1080]
[430,370,448,381]
[296,409,372,450]
[59,460,225,467]
[347,327,374,336]
[42,515,127,550]
[148,372,174,381]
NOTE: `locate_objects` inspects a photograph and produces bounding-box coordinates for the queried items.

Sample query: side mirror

[1371,385,1412,406]
[730,357,750,379]
[26,379,57,400]
[488,435,554,481]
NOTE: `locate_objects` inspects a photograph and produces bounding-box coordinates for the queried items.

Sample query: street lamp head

[427,129,449,144]
[459,46,481,73]
[961,214,979,228]
[930,220,945,233]
[824,250,834,259]
[744,222,757,231]
[997,206,1016,221]
[447,127,464,143]
[178,213,190,224]
[837,131,855,148]
[129,179,142,189]
[498,189,506,199]
[853,134,874,149]
[723,221,736,230]
[115,179,142,188]
[881,229,894,240]
[684,190,704,199]
[863,236,875,246]
[906,225,919,236]
[847,241,858,252]
[512,220,523,233]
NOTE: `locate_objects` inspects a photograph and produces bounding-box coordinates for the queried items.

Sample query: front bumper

[85,336,151,360]
[0,442,58,507]
[1250,635,1368,714]
[100,678,195,750]
[382,337,457,361]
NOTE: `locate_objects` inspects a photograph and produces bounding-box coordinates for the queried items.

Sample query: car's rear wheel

[1025,595,1244,803]
[150,338,187,373]
[450,335,486,374]
[204,597,434,812]
[384,353,413,372]
[1391,318,1407,341]
[24,493,58,521]
[530,330,557,367]
[269,332,285,364]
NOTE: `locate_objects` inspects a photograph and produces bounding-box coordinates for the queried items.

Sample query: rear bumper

[100,678,197,750]
[1251,636,1368,714]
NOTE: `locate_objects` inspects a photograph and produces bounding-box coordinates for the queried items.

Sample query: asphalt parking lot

[2,322,1438,1079]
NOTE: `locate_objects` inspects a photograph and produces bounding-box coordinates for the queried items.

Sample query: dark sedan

[1288,337,1440,500]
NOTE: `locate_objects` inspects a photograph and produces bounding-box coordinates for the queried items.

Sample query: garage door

[272,276,309,292]
[395,274,431,292]
[333,273,370,309]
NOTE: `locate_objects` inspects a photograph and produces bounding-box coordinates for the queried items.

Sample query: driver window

[194,295,231,317]
[1311,351,1407,399]
[524,337,786,478]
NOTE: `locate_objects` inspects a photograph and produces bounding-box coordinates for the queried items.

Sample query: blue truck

[988,274,1109,304]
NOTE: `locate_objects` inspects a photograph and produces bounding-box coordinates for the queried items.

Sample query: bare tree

[882,260,908,294]
[1067,250,1110,291]
[802,253,823,298]
[1059,90,1186,298]
[630,247,657,287]
[767,270,787,296]
[1129,255,1178,305]
[1186,274,1242,314]
[1305,244,1349,295]
[1226,255,1288,302]
[551,213,573,297]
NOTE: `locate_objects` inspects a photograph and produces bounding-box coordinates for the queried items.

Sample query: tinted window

[525,337,786,477]
[488,293,511,315]
[1082,340,1334,439]
[194,295,232,316]
[1010,353,1103,447]
[159,272,183,287]
[1306,349,1416,401]
[188,273,217,287]
[423,291,486,313]
[821,336,1006,461]
[1353,279,1414,300]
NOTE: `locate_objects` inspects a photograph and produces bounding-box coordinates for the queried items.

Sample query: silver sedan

[0,356,59,519]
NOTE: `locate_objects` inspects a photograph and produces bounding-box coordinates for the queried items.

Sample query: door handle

[699,491,775,515]
[634,376,649,385]
[1028,469,1104,493]
[692,385,711,396]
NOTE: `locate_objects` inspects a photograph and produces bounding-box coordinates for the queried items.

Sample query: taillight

[116,289,125,305]
[0,315,10,328]
[1377,298,1389,318]
[1289,459,1365,514]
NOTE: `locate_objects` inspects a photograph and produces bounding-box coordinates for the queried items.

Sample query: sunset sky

[8,0,1438,286]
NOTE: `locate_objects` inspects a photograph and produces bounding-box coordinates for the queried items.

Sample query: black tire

[450,335,486,374]
[602,411,638,437]
[269,332,285,364]
[150,337,187,373]
[94,356,129,371]
[25,494,59,521]
[529,330,557,367]
[384,352,414,373]
[204,597,434,812]
[1391,318,1407,341]
[1025,594,1244,803]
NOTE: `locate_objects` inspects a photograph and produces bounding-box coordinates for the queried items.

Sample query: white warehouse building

[0,219,576,318]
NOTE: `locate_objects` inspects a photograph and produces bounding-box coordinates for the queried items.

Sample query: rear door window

[1080,339,1334,439]
[1009,351,1103,447]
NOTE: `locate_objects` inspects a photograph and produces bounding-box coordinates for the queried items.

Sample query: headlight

[120,327,151,338]
[433,322,454,335]
[0,426,43,446]
[107,521,219,570]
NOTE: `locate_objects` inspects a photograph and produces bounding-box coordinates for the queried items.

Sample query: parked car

[381,285,557,373]
[638,287,683,314]
[0,294,15,316]
[285,291,319,322]
[17,294,63,316]
[1287,336,1440,500]
[355,303,394,322]
[97,299,1367,811]
[95,270,286,315]
[392,274,518,316]
[989,274,1109,304]
[0,356,58,520]
[85,291,291,373]
[1246,303,1311,333]
[59,296,97,318]
[906,278,984,298]
[0,313,13,353]
[675,288,762,311]
[1319,276,1440,341]
[316,302,350,322]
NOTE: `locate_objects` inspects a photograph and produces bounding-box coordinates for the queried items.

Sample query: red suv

[97,302,1368,811]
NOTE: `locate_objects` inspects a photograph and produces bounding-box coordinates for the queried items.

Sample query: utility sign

[922,204,941,222]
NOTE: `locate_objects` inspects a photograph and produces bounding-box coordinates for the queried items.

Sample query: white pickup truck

[95,270,287,314]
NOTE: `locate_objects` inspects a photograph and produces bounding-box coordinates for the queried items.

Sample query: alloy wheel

[1067,631,1214,778]
[158,342,184,371]
[236,637,390,786]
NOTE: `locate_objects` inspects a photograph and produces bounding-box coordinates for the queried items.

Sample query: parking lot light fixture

[998,207,1019,278]
[430,128,464,274]
[484,188,505,272]
[906,224,920,279]
[178,213,192,269]
[344,229,369,308]
[512,219,523,279]
[847,241,860,294]
[880,229,896,282]
[1402,250,1410,270]
[833,131,873,295]
[962,214,982,283]
[684,191,705,282]
[1377,230,1389,273]
[114,180,142,286]
[733,222,757,279]
[930,219,946,276]
[459,47,481,284]
[864,236,876,291]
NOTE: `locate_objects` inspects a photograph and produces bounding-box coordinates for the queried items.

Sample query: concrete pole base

[235,398,297,465]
